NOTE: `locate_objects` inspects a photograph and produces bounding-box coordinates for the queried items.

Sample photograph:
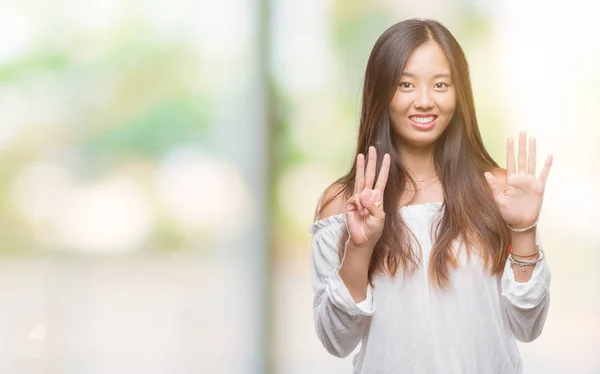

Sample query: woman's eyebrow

[401,71,452,79]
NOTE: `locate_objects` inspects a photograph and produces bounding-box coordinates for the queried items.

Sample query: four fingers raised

[507,132,552,185]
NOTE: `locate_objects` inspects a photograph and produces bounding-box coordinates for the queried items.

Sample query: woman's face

[389,40,457,149]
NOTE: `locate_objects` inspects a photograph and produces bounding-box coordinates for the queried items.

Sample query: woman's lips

[409,115,437,131]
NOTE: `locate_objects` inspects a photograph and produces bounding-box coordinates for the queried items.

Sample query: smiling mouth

[409,115,437,124]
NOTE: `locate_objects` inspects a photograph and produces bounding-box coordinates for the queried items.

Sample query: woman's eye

[399,82,413,89]
[435,82,448,89]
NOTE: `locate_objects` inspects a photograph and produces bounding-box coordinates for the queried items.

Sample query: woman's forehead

[401,42,452,78]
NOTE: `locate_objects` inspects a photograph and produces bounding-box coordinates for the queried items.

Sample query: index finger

[506,137,516,175]
[374,153,391,193]
[354,153,365,194]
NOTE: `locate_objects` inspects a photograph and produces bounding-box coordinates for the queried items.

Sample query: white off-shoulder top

[309,202,550,374]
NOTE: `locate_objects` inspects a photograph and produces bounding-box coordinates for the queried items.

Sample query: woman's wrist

[506,216,539,232]
[338,263,369,302]
[509,227,537,257]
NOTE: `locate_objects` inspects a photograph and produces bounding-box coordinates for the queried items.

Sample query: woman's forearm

[338,240,373,302]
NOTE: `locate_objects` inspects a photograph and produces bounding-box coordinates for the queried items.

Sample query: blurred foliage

[82,93,210,166]
[0,12,214,255]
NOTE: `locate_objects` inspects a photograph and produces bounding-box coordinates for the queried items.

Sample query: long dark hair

[317,19,510,288]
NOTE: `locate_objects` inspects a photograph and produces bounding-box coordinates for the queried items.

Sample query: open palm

[484,132,553,228]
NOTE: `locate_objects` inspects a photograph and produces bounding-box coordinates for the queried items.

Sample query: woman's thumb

[361,197,385,221]
[483,172,500,196]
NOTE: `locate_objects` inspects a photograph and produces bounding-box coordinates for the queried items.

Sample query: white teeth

[411,116,435,124]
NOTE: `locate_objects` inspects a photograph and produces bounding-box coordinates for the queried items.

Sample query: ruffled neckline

[309,201,443,234]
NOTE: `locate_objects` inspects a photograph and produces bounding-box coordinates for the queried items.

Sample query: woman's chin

[396,129,444,148]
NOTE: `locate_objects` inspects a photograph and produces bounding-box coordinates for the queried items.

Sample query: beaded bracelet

[507,244,541,257]
[510,245,540,259]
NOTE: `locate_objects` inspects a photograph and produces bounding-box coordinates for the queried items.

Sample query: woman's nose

[414,88,433,110]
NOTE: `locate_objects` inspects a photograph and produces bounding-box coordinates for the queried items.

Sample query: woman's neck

[397,144,437,181]
[396,144,444,206]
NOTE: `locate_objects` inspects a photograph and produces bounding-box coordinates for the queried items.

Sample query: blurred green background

[0,0,598,373]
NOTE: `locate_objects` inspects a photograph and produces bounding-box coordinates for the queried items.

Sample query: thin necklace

[417,175,437,183]
[404,176,439,191]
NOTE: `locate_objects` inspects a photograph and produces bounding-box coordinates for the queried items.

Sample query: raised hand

[344,146,391,247]
[484,132,553,228]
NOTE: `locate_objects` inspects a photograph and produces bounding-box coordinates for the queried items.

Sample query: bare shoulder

[315,182,348,221]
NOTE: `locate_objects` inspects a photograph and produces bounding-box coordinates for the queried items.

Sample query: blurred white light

[29,324,47,341]
[11,162,72,224]
[0,4,31,63]
[63,0,124,32]
[55,177,154,253]
[272,0,334,94]
[543,172,600,242]
[194,0,253,57]
[157,148,252,234]
[13,163,154,253]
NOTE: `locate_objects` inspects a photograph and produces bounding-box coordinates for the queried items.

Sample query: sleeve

[500,229,551,342]
[309,215,374,358]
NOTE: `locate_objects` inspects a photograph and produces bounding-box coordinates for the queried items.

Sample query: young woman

[309,19,552,373]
